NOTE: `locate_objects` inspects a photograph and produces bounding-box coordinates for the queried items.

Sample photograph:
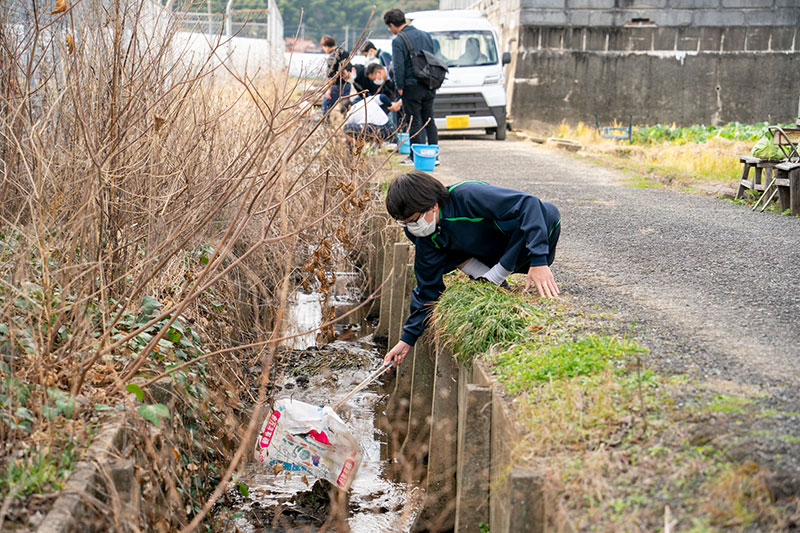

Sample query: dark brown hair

[383,8,406,28]
[366,63,385,77]
[320,35,335,48]
[386,170,449,220]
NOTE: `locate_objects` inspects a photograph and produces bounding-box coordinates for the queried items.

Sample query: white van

[407,10,510,140]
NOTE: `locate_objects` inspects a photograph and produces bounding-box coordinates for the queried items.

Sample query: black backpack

[398,31,448,91]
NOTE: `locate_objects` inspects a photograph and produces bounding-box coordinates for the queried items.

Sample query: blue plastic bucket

[397,133,411,154]
[411,144,439,172]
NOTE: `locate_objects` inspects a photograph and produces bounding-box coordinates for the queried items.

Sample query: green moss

[778,434,800,445]
[707,395,753,414]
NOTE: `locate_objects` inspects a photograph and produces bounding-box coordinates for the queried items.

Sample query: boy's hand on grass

[384,340,411,366]
[525,265,559,299]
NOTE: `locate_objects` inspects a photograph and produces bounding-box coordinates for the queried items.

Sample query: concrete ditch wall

[370,217,570,532]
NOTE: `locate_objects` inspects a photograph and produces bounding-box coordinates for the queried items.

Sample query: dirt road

[435,135,800,394]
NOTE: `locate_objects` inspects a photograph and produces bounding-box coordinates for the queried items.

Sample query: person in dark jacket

[383,171,562,366]
[384,8,438,163]
[351,64,373,96]
[362,63,401,121]
[365,63,397,100]
[360,41,393,77]
[320,35,350,114]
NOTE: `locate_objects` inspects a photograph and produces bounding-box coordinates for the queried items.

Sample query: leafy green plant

[126,383,171,428]
[0,372,33,433]
[0,444,75,498]
[631,122,793,146]
[41,388,75,420]
[108,295,203,362]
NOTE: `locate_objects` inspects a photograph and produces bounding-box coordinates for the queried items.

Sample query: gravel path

[434,135,800,394]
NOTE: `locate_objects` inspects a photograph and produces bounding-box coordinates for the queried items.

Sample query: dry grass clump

[703,462,778,527]
[1,0,384,529]
[507,361,794,531]
[542,121,752,186]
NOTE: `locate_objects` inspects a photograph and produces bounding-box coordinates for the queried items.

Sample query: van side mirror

[502,52,511,65]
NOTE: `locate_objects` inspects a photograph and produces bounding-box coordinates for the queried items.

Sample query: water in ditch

[219,278,425,532]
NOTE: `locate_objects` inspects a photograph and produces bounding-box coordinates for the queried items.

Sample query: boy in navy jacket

[383,170,561,366]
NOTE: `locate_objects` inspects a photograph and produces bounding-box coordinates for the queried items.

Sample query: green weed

[706,395,753,414]
[491,335,644,394]
[432,276,551,365]
[0,444,75,498]
[778,434,800,445]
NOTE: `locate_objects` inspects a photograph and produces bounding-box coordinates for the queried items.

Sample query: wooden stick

[332,362,393,411]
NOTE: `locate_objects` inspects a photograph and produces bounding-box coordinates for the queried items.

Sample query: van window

[431,31,498,67]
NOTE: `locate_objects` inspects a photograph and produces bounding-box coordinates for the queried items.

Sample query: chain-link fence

[172,0,284,70]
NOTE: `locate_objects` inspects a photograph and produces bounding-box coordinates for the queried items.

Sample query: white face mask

[404,209,437,237]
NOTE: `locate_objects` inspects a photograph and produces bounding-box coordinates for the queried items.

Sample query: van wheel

[495,122,507,140]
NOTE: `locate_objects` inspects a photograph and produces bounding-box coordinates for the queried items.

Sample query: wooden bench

[774,161,800,215]
[736,156,779,199]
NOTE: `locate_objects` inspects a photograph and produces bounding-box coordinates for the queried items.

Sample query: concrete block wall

[520,25,799,52]
[501,0,800,27]
[460,0,800,127]
[512,25,800,127]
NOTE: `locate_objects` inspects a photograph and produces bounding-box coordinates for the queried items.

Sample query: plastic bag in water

[254,398,362,491]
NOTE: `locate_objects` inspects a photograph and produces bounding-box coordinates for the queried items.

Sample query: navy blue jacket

[400,181,561,346]
[391,25,435,92]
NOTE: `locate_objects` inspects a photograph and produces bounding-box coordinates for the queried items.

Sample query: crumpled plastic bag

[752,133,785,160]
[254,398,362,491]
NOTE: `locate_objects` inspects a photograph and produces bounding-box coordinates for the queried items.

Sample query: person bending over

[341,94,400,153]
[383,170,561,366]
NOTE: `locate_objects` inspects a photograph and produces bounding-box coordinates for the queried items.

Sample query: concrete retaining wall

[461,0,800,127]
[512,25,800,127]
[498,0,800,28]
[371,217,571,532]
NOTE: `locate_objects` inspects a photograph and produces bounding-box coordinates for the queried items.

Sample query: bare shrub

[0,0,384,529]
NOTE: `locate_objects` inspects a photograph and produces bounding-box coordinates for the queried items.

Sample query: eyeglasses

[396,207,431,228]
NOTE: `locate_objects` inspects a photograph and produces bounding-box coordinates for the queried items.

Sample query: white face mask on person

[407,215,436,237]
[402,208,437,237]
